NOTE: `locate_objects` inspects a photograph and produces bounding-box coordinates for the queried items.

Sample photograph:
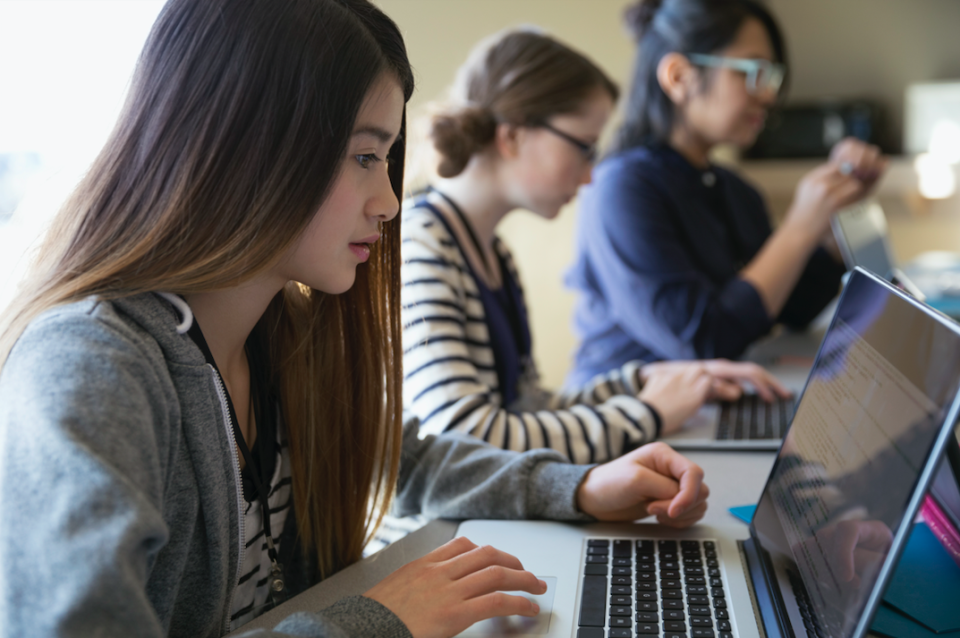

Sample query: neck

[435,156,515,247]
[668,126,712,169]
[184,277,282,378]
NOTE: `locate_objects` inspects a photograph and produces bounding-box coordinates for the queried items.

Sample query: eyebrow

[352,126,396,144]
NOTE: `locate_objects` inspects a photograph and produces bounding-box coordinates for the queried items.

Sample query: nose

[755,86,778,107]
[578,162,594,187]
[368,163,400,222]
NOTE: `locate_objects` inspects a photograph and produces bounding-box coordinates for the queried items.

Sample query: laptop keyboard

[577,538,732,638]
[715,394,795,441]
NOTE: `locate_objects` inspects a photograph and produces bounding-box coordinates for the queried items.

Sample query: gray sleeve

[236,596,411,638]
[393,414,595,521]
[0,312,174,638]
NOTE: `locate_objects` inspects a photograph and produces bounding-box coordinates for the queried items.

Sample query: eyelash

[356,153,385,169]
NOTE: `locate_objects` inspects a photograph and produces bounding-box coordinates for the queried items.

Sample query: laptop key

[664,609,685,621]
[635,622,660,634]
[715,609,728,620]
[661,590,682,599]
[613,557,631,566]
[583,565,607,576]
[610,606,631,616]
[636,582,656,591]
[586,555,607,564]
[609,616,630,628]
[608,630,631,638]
[691,629,715,638]
[662,599,683,610]
[688,595,709,605]
[610,595,631,606]
[587,540,609,547]
[577,629,604,638]
[637,572,656,583]
[636,611,659,623]
[637,600,658,612]
[611,585,630,595]
[577,575,606,627]
[664,620,687,632]
[691,616,714,628]
[689,605,711,616]
[713,598,727,609]
[718,620,732,631]
[586,546,608,555]
[611,576,631,586]
[612,566,630,576]
[661,579,682,589]
[685,576,706,585]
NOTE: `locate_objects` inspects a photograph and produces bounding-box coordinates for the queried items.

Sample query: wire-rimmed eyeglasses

[537,122,598,163]
[687,54,785,96]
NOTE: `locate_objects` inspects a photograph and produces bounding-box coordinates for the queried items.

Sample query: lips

[349,233,380,262]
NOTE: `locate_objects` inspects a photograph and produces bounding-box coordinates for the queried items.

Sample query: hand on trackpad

[457,576,557,636]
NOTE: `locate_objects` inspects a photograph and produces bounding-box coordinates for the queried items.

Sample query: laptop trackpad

[458,576,557,636]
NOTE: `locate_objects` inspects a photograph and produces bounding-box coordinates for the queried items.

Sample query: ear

[656,52,697,104]
[494,121,523,160]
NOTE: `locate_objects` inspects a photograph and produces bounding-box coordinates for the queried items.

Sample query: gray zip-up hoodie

[0,293,593,638]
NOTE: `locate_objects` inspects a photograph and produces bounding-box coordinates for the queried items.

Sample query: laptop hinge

[739,538,794,638]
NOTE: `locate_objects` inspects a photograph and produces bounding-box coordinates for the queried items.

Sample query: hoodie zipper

[209,364,246,633]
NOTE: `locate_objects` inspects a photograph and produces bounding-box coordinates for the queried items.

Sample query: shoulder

[4,293,202,396]
[584,147,671,206]
[402,196,454,242]
[401,194,467,266]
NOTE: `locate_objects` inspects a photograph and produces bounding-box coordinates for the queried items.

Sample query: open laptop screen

[832,200,896,278]
[751,269,960,638]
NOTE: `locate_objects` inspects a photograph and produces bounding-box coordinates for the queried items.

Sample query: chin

[303,273,358,295]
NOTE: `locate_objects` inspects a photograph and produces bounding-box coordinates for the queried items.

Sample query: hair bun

[624,0,663,41]
[430,106,498,178]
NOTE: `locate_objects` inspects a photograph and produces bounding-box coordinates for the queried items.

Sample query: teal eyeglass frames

[687,54,785,96]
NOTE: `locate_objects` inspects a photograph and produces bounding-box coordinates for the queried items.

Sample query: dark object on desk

[744,101,886,159]
[716,394,795,441]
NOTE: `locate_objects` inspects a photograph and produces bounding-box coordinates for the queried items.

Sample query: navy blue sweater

[565,144,844,386]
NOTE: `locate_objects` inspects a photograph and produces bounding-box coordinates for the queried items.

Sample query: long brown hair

[430,28,619,178]
[0,0,413,577]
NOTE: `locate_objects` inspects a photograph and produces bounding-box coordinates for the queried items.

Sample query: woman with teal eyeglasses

[565,0,888,385]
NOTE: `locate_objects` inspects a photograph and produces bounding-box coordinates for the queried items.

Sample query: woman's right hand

[784,137,887,241]
[637,364,713,435]
[365,537,547,638]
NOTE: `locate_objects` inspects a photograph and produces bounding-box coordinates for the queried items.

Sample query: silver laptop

[456,268,960,638]
[664,333,817,452]
[832,199,926,300]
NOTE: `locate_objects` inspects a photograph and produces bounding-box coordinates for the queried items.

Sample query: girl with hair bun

[565,0,887,386]
[402,27,785,464]
[0,2,719,636]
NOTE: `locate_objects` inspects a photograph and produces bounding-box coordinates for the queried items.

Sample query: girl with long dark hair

[0,2,712,636]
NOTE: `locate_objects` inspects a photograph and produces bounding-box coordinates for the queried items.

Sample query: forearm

[394,416,594,521]
[740,218,821,318]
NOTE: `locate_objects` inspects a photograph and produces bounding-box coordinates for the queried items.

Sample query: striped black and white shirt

[228,431,292,631]
[401,190,661,464]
